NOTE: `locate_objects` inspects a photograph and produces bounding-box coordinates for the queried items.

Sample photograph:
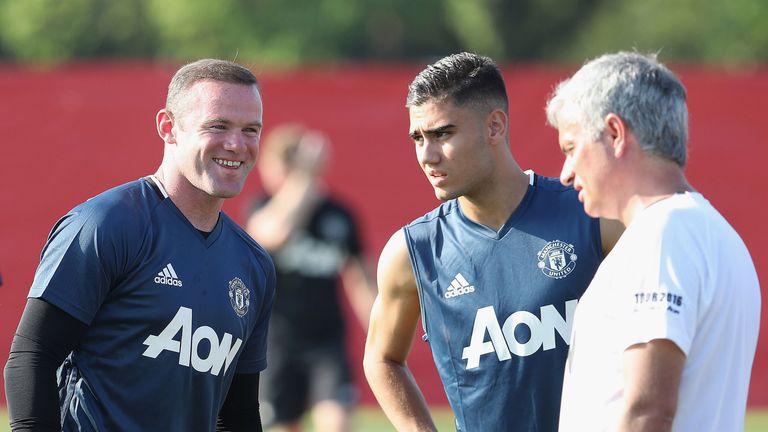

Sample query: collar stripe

[145,175,169,199]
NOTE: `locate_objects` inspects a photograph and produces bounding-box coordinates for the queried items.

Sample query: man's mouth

[428,170,447,187]
[214,158,242,168]
[428,169,446,178]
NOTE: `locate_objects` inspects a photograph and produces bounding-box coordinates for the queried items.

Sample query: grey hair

[406,52,508,113]
[165,58,259,116]
[545,51,688,167]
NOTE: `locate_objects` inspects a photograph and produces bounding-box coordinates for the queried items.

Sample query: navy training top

[404,172,603,431]
[29,176,275,431]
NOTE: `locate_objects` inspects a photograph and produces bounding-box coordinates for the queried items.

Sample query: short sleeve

[618,220,703,356]
[235,253,276,373]
[29,205,131,325]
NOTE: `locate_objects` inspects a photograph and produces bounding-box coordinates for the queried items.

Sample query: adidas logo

[155,263,183,287]
[444,273,475,299]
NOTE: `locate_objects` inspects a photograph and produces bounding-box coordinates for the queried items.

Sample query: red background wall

[0,62,766,407]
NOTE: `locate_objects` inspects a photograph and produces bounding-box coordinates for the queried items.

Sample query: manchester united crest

[537,240,577,279]
[228,277,250,317]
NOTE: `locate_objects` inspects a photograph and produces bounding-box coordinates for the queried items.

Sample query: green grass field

[2,406,767,431]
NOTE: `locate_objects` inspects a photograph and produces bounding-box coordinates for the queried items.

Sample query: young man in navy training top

[363,52,623,431]
[4,59,276,431]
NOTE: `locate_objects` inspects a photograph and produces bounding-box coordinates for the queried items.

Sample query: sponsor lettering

[142,307,242,375]
[461,300,577,369]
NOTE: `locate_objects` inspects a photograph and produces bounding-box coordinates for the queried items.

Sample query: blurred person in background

[246,124,376,432]
[547,51,761,432]
[4,59,275,431]
[363,52,622,431]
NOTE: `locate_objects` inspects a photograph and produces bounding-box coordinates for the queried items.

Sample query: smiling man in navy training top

[4,59,276,432]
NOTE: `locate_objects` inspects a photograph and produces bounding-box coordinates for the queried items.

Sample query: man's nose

[224,131,247,151]
[560,157,575,186]
[418,139,440,165]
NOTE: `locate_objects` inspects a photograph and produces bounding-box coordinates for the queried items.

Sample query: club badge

[228,277,250,317]
[537,240,577,279]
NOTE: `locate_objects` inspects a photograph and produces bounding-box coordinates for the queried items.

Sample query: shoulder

[86,177,159,212]
[622,194,725,261]
[526,173,586,215]
[405,200,458,228]
[37,179,159,286]
[401,200,460,248]
[528,173,601,228]
[660,193,746,253]
[380,229,408,261]
[530,173,580,201]
[518,173,596,230]
[640,193,713,237]
[220,213,275,272]
[377,229,417,295]
[57,179,158,237]
[531,173,574,193]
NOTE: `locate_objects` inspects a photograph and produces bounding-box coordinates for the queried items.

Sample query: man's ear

[487,109,508,144]
[604,113,628,158]
[156,109,177,144]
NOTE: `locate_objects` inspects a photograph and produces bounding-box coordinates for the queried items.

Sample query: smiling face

[164,80,263,200]
[408,98,494,201]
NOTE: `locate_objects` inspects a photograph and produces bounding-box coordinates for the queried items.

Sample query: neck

[154,169,223,232]
[458,157,529,232]
[619,161,692,226]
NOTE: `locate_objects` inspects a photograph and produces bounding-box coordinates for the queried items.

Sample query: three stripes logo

[444,273,475,299]
[155,263,183,287]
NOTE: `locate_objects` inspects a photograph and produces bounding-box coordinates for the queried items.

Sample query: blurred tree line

[1,0,766,66]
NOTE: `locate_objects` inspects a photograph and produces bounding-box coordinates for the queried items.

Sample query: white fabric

[559,192,761,432]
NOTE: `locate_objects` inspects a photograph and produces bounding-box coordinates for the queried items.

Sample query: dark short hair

[165,59,259,115]
[406,52,508,113]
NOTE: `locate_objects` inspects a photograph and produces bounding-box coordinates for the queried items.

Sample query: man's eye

[434,129,453,140]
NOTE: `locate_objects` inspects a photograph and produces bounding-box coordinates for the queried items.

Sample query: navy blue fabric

[28,177,275,431]
[404,174,603,431]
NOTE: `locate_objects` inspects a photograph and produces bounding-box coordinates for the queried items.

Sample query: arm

[4,298,87,431]
[216,373,262,432]
[246,133,327,252]
[340,255,377,330]
[363,230,437,432]
[599,217,625,255]
[618,339,685,432]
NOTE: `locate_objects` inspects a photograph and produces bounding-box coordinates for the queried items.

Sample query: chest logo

[228,277,250,317]
[537,240,577,279]
[444,273,475,299]
[155,263,183,287]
